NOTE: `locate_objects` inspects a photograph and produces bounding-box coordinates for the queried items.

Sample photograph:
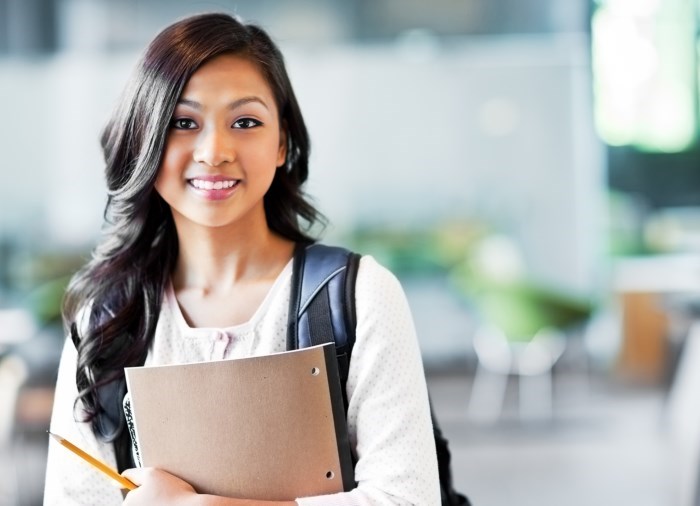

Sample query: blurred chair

[0,353,29,504]
[468,324,566,423]
[451,234,595,422]
[0,354,29,445]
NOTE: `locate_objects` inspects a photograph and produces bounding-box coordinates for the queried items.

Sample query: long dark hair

[63,12,322,442]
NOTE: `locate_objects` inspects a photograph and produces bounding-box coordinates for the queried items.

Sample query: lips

[189,178,238,190]
[187,176,240,200]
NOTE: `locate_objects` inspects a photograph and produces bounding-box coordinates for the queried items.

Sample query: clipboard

[124,343,354,501]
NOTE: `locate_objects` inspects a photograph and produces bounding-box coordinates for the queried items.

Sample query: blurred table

[613,254,700,384]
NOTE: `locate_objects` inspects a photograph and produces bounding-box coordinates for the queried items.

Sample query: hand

[121,467,198,506]
[121,468,299,506]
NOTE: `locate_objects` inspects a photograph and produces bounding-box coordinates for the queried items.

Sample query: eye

[170,118,198,129]
[233,118,262,129]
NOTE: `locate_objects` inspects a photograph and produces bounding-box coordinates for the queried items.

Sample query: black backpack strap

[431,400,471,506]
[70,320,135,473]
[286,243,360,408]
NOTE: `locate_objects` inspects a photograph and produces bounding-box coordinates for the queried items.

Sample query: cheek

[154,147,184,198]
[265,135,286,169]
[156,144,190,190]
[242,138,283,175]
[153,170,167,198]
[159,142,189,174]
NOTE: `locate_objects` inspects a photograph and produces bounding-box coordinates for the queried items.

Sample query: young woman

[44,12,439,506]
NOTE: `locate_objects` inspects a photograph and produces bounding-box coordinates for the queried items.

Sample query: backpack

[287,243,470,506]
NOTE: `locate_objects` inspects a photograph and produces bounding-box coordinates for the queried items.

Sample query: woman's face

[155,54,286,233]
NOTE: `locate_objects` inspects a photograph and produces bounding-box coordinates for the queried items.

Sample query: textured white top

[44,255,440,505]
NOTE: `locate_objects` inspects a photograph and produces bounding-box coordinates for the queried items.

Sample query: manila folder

[124,343,354,501]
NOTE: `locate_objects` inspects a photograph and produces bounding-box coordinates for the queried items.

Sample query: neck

[171,220,295,293]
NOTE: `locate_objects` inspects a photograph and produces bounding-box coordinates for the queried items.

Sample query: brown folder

[124,343,354,501]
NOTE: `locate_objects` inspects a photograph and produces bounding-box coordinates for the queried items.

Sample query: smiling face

[154,53,287,234]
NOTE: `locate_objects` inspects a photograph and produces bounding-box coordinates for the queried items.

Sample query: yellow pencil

[47,431,137,491]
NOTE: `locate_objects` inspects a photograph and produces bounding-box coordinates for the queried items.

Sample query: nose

[192,126,235,166]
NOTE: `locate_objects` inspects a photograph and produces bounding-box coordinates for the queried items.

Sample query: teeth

[190,179,237,190]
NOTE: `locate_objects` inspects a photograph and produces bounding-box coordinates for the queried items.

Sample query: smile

[188,178,239,190]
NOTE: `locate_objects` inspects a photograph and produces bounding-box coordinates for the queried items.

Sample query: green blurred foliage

[14,251,86,326]
[451,265,594,341]
[346,221,595,342]
[346,220,490,275]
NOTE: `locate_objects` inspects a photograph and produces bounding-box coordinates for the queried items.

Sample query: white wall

[290,34,605,295]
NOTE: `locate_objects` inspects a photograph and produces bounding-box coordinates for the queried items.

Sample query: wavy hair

[63,13,322,444]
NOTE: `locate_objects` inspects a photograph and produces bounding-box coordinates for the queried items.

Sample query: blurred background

[1,0,700,504]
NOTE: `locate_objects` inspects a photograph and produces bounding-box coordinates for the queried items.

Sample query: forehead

[180,54,277,106]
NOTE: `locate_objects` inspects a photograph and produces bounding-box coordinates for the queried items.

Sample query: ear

[276,125,288,168]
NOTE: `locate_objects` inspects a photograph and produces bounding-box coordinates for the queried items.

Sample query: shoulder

[354,254,413,323]
[302,243,411,322]
[355,254,403,293]
[303,243,405,301]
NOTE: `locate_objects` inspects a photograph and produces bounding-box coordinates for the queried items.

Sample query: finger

[121,467,148,486]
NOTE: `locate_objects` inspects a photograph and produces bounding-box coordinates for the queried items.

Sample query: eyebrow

[176,96,270,111]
